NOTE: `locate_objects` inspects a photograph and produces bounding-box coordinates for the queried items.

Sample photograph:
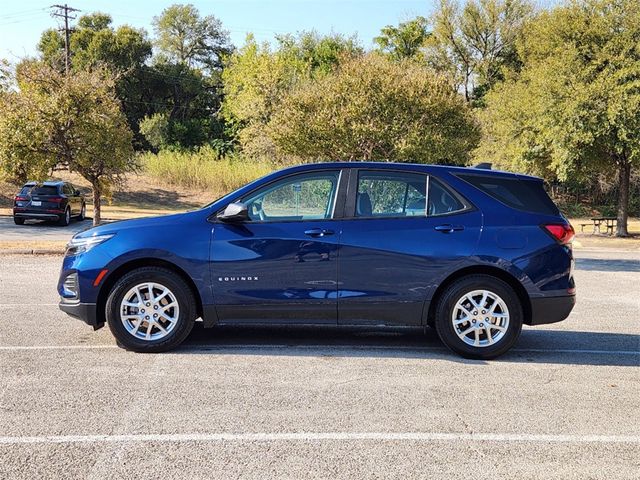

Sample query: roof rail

[473,162,492,170]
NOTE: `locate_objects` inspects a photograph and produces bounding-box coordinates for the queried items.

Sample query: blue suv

[58,162,576,359]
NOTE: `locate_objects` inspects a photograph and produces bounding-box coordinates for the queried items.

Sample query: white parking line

[0,304,59,307]
[0,344,637,355]
[0,432,638,445]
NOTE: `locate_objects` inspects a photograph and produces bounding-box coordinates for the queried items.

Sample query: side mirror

[217,202,249,223]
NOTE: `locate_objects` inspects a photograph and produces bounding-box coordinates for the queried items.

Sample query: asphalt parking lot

[0,249,638,479]
[0,216,91,242]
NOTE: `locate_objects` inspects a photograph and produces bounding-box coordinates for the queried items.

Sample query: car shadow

[178,325,639,367]
[575,258,640,272]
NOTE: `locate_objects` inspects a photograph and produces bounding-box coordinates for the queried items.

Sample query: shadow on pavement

[178,325,639,367]
[575,258,640,272]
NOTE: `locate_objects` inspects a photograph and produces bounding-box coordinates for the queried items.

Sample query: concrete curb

[1,249,64,255]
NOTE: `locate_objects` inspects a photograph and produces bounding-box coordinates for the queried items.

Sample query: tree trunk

[615,160,631,237]
[92,183,101,227]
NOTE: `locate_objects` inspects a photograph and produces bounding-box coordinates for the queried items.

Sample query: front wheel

[434,275,523,359]
[106,267,196,352]
[78,203,86,221]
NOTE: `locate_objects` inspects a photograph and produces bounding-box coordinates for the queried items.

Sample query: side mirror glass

[217,202,249,223]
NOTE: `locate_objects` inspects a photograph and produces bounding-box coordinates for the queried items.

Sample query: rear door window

[356,171,426,217]
[457,174,559,215]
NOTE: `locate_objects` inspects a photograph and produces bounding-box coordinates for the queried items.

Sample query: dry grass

[0,240,67,253]
[141,150,274,194]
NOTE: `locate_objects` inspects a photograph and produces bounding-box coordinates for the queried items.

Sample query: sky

[0,0,436,62]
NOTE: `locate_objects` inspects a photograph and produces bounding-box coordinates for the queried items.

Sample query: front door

[211,170,344,324]
[338,169,482,326]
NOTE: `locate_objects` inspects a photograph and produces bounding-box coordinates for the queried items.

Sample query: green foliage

[152,4,233,71]
[0,63,135,225]
[142,148,273,192]
[428,0,533,102]
[276,30,363,75]
[374,16,431,60]
[268,54,480,163]
[37,13,153,148]
[222,31,363,157]
[477,0,640,235]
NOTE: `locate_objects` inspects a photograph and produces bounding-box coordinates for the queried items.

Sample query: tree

[0,63,135,225]
[152,4,233,71]
[37,13,153,148]
[477,0,640,236]
[222,32,362,157]
[374,16,430,60]
[276,30,363,75]
[427,0,533,102]
[268,54,479,163]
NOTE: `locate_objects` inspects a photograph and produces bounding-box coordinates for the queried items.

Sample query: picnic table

[578,217,617,235]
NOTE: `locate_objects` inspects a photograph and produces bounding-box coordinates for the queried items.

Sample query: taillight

[543,223,575,244]
[49,197,64,204]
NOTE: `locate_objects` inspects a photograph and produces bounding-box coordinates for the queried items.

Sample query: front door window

[242,171,341,222]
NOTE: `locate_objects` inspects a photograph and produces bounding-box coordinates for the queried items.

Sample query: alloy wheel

[451,289,510,347]
[120,282,180,341]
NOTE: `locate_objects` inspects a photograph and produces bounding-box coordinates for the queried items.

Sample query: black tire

[58,207,71,226]
[13,217,25,225]
[434,275,523,360]
[78,203,86,221]
[106,267,196,353]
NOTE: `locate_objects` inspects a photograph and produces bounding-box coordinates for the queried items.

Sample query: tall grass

[141,147,275,196]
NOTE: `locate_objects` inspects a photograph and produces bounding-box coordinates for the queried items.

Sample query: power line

[50,4,81,75]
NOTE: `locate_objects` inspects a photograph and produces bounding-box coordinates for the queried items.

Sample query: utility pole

[50,4,80,75]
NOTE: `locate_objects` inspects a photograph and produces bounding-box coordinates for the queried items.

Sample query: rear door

[337,169,482,326]
[62,184,76,214]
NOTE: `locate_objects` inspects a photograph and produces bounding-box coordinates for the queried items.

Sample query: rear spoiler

[473,162,492,170]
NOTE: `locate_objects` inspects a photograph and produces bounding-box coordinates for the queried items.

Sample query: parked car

[13,181,86,226]
[57,162,575,359]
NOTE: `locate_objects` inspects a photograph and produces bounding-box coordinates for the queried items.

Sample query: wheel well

[96,258,204,325]
[426,266,532,326]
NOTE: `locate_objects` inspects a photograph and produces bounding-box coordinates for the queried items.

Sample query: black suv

[13,181,86,226]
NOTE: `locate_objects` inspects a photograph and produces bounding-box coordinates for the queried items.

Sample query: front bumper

[59,300,103,330]
[529,295,576,325]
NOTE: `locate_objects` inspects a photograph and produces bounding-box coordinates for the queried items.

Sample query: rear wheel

[78,203,86,221]
[434,275,523,359]
[58,207,71,226]
[13,217,25,225]
[106,267,196,352]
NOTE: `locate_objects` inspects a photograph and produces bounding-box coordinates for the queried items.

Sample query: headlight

[65,234,114,256]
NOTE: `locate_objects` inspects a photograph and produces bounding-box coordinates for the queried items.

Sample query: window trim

[210,169,346,224]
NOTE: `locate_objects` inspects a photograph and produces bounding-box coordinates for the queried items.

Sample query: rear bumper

[59,300,103,330]
[14,211,62,220]
[529,295,576,325]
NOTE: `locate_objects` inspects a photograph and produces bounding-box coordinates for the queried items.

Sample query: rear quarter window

[457,174,559,216]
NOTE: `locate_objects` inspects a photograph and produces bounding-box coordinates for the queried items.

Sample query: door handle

[304,228,334,238]
[434,224,464,233]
